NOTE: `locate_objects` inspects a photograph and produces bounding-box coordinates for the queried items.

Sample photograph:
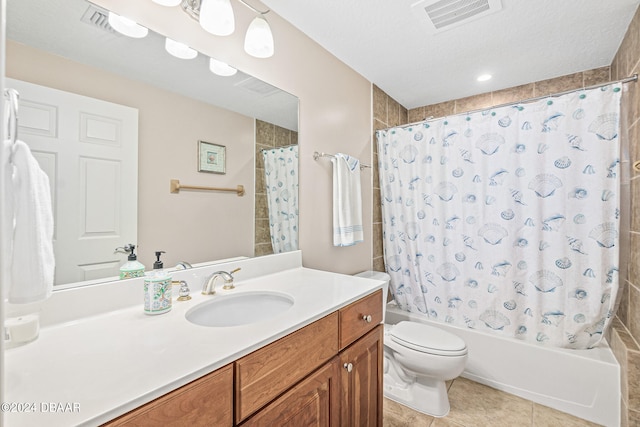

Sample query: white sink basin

[186,291,294,327]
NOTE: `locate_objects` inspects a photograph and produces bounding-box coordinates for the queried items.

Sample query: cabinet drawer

[102,363,233,427]
[241,356,341,427]
[235,312,339,423]
[339,290,382,350]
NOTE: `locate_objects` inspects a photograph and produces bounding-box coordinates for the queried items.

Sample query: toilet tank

[354,271,390,323]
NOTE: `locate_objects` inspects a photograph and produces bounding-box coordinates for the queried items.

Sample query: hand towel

[8,140,55,303]
[331,153,363,246]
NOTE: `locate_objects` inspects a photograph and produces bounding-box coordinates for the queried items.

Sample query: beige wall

[94,0,374,275]
[6,41,255,270]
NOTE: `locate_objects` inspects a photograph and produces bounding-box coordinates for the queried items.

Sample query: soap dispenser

[116,244,145,280]
[143,251,173,315]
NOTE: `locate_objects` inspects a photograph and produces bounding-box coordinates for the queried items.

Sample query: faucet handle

[175,281,191,301]
[223,268,241,290]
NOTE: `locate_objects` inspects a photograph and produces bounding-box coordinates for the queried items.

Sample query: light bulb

[244,15,274,58]
[199,0,235,36]
[151,0,182,6]
[108,12,148,38]
[165,38,198,59]
[209,58,237,76]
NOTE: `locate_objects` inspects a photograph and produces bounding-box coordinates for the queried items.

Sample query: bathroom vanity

[105,290,382,426]
[4,251,384,426]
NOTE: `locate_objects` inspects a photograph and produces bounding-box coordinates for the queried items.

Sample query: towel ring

[4,88,20,162]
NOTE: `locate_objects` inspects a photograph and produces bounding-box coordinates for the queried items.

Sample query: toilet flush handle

[344,363,353,373]
[362,314,372,323]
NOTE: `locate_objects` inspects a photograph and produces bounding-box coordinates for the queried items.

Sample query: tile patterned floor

[383,377,602,427]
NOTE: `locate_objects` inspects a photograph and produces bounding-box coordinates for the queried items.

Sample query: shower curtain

[377,84,622,349]
[263,145,299,253]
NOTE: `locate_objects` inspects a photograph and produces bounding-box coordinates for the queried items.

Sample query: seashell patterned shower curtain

[263,145,299,253]
[377,85,622,349]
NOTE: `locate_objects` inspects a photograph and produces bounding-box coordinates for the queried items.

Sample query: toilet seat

[389,321,467,357]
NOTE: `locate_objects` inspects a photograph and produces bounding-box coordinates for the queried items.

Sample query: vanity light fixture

[108,12,149,38]
[244,15,274,58]
[199,0,235,36]
[165,37,198,59]
[209,58,238,76]
[477,74,492,82]
[179,0,274,58]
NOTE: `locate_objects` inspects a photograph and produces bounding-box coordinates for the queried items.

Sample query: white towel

[331,153,363,246]
[7,140,55,304]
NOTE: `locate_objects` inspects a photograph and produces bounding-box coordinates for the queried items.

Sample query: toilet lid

[389,321,467,356]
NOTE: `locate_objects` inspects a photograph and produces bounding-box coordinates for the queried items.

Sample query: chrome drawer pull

[344,362,353,373]
[362,314,372,323]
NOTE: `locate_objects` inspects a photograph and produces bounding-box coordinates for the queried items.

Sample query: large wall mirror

[6,0,299,289]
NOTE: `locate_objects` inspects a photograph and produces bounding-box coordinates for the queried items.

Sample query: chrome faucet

[201,268,241,295]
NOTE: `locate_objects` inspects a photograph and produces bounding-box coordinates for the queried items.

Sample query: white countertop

[4,254,384,426]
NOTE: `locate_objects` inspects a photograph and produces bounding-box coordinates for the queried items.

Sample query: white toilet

[355,271,468,417]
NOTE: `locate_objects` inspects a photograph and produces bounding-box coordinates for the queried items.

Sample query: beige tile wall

[610,5,640,427]
[407,68,612,121]
[372,85,408,272]
[254,120,299,257]
[372,22,639,423]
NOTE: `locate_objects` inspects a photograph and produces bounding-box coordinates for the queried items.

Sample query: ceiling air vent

[234,77,280,97]
[412,0,502,34]
[80,4,115,33]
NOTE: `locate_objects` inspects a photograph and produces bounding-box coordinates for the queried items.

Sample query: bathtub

[385,302,620,427]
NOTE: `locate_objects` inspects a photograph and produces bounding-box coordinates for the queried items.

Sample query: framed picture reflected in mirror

[198,140,226,174]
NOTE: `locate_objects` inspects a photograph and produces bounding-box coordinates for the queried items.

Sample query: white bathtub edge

[385,303,620,427]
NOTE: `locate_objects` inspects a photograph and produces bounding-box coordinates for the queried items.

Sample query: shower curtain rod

[378,73,638,132]
[261,144,298,151]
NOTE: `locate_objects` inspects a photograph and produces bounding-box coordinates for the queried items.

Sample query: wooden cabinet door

[235,312,339,423]
[339,325,383,427]
[241,357,341,427]
[102,364,233,427]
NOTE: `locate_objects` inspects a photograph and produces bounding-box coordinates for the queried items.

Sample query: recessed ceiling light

[477,74,492,82]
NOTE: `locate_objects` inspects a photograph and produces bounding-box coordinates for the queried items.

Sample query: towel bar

[313,151,371,169]
[170,179,245,196]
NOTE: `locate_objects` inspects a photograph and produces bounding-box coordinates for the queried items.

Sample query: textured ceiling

[261,0,640,109]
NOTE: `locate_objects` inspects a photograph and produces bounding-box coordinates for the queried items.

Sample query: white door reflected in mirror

[7,78,138,285]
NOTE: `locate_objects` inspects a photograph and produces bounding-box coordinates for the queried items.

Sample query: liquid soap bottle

[143,251,172,315]
[116,244,145,280]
